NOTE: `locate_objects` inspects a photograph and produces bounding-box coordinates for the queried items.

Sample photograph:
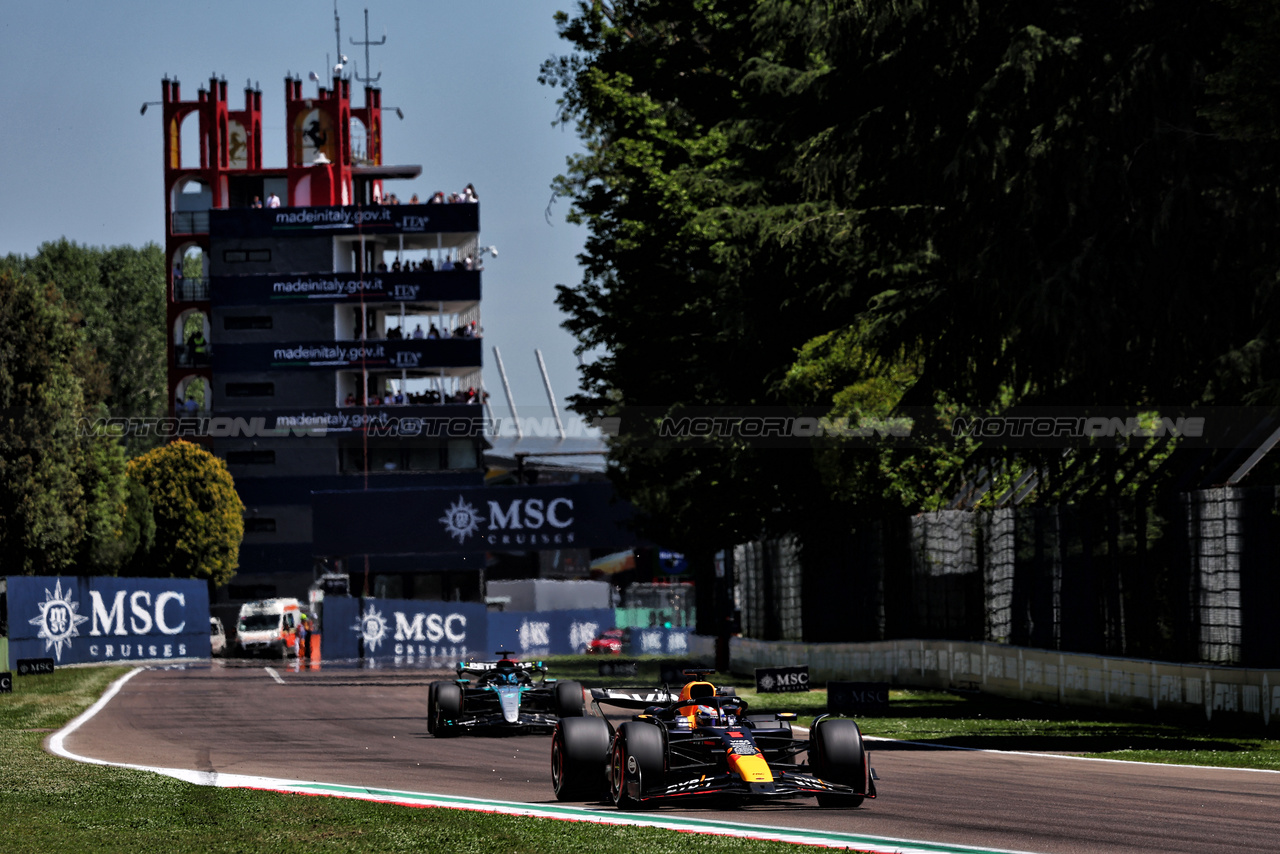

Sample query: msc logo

[27,581,190,662]
[27,580,89,662]
[438,495,576,544]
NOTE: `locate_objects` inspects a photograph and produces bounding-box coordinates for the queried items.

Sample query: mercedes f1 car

[426,650,585,736]
[550,669,876,808]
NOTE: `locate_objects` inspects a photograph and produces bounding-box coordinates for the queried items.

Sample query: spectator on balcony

[376,261,388,272]
[412,324,424,339]
[188,329,209,366]
[439,255,455,272]
[344,392,356,407]
[427,325,441,340]
[409,193,420,204]
[391,259,402,273]
[393,390,405,405]
[251,195,263,208]
[266,192,281,208]
[429,191,445,204]
[462,183,478,203]
[387,325,403,340]
[421,258,434,272]
[182,396,199,418]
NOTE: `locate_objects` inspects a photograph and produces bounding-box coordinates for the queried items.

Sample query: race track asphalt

[61,661,1280,854]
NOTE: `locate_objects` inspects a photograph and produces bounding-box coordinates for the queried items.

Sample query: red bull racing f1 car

[550,669,876,808]
[427,650,585,736]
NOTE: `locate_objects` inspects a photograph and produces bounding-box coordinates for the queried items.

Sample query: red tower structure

[153,66,487,602]
[162,76,264,416]
[161,73,388,416]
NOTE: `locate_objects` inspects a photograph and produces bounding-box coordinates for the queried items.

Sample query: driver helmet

[693,704,723,727]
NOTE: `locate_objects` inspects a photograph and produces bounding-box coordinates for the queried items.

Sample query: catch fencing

[737,486,1280,667]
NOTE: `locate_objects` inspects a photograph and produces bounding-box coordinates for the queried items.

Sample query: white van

[234,598,303,657]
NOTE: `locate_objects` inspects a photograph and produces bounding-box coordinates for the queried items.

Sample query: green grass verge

[0,665,869,854]
[550,655,1280,771]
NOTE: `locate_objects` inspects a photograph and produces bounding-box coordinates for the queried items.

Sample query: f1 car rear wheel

[433,682,464,737]
[553,680,586,718]
[811,719,868,807]
[551,716,611,801]
[609,721,664,810]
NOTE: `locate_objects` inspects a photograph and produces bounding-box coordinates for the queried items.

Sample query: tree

[125,440,243,587]
[0,270,145,574]
[549,0,1280,531]
[3,239,168,425]
[545,2,838,551]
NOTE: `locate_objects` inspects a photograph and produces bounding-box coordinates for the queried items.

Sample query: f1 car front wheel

[551,716,611,801]
[432,682,464,737]
[426,681,444,735]
[811,719,869,807]
[609,721,664,810]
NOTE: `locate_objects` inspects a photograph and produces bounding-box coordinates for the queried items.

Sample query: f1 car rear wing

[588,688,682,710]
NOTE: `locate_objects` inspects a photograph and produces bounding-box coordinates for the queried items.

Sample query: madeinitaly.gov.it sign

[4,576,211,667]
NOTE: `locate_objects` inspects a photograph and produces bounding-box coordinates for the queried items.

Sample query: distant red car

[587,628,629,655]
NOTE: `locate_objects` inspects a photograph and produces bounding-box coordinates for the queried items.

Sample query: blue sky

[0,1,595,427]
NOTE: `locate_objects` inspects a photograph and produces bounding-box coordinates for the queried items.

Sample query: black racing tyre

[426,681,444,735]
[609,721,665,810]
[553,681,586,718]
[811,719,868,807]
[551,716,611,801]
[433,682,464,737]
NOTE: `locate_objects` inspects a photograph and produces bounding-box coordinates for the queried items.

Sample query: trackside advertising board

[487,608,616,658]
[319,599,616,662]
[5,576,211,666]
[312,483,640,555]
[322,597,488,663]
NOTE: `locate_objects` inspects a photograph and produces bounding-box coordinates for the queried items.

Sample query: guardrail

[693,634,1280,726]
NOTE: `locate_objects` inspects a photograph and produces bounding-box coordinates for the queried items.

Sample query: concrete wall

[689,635,1280,726]
[486,579,611,612]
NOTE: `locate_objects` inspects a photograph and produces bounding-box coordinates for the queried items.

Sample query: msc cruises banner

[312,483,640,554]
[211,204,479,238]
[5,576,211,666]
[211,270,480,307]
[488,608,616,658]
[322,596,487,663]
[214,338,483,372]
[318,598,614,663]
